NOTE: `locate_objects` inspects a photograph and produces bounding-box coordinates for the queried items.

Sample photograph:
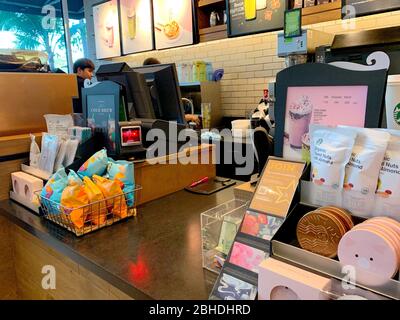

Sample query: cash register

[83,62,188,160]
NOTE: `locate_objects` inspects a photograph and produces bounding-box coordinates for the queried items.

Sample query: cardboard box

[259,258,331,300]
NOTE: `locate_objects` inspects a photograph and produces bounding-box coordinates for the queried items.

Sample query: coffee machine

[324,26,400,75]
[323,26,400,129]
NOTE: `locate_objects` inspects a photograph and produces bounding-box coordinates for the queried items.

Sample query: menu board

[152,0,194,50]
[93,0,121,59]
[249,158,305,218]
[119,0,154,54]
[343,0,400,17]
[227,0,286,37]
[283,86,368,161]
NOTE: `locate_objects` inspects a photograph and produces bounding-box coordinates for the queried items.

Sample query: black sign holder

[273,63,388,157]
[82,80,122,157]
[284,8,302,38]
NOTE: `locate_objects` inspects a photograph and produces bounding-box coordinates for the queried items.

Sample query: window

[0,0,68,71]
[67,0,88,63]
[0,0,88,72]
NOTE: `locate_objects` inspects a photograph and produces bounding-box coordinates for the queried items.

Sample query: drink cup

[289,111,312,149]
[105,24,114,48]
[256,0,267,10]
[127,9,136,39]
[386,78,400,130]
[244,0,256,21]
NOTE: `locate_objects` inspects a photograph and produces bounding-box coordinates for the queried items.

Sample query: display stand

[300,180,400,220]
[254,55,398,300]
[208,157,307,300]
[201,199,248,274]
[270,189,400,300]
[273,63,388,159]
[82,81,123,157]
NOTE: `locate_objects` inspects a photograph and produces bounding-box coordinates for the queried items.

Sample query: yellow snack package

[83,177,107,226]
[92,175,128,219]
[60,171,89,230]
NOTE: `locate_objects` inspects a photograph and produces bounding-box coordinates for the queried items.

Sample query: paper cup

[386,76,400,130]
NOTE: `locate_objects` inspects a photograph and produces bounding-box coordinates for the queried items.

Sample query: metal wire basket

[36,185,142,237]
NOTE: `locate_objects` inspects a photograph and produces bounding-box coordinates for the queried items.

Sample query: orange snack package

[83,177,107,226]
[60,171,89,230]
[92,175,128,219]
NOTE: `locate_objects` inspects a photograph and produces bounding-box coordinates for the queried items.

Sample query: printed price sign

[249,158,305,218]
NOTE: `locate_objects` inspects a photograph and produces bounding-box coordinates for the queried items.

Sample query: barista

[72,58,95,113]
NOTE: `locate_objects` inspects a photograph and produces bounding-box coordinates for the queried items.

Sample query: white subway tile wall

[84,2,400,117]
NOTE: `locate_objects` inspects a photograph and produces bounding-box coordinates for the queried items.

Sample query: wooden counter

[0,72,77,200]
[0,73,78,137]
[134,144,216,205]
[0,184,237,299]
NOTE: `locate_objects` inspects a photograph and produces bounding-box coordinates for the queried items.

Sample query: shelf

[302,1,341,15]
[302,1,342,25]
[199,24,227,42]
[179,82,202,87]
[199,24,227,34]
[198,0,225,8]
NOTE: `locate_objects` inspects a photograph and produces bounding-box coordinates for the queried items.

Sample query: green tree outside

[0,10,87,71]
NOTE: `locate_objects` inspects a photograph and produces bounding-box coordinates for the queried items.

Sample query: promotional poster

[119,0,154,54]
[93,0,122,59]
[152,0,194,49]
[283,86,369,161]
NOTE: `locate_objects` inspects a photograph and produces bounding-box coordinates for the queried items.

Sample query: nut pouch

[310,125,357,189]
[78,149,108,178]
[341,127,390,196]
[107,159,135,206]
[92,175,128,219]
[40,168,68,213]
[376,130,400,199]
[61,171,89,230]
[83,177,107,226]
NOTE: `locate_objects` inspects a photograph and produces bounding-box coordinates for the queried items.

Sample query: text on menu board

[230,0,245,21]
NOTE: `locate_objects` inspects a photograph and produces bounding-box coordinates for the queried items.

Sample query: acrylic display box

[201,199,248,274]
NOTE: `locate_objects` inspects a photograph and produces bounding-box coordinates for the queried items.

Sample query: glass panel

[0,0,68,72]
[67,0,88,63]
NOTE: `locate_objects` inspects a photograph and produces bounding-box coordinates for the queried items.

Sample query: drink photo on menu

[152,0,194,50]
[119,0,154,54]
[283,86,368,161]
[93,0,122,59]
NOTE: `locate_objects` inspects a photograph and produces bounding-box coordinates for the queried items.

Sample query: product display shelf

[180,81,202,87]
[201,199,248,274]
[301,1,342,25]
[199,25,228,42]
[199,0,225,7]
[196,0,227,42]
[270,182,400,300]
